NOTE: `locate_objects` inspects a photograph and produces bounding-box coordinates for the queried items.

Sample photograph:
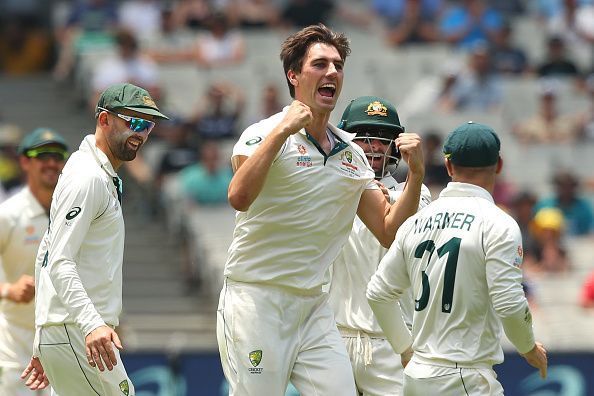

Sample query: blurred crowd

[1,0,594,306]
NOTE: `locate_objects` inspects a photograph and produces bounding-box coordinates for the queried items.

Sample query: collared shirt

[225,108,376,292]
[35,135,124,336]
[0,187,47,331]
[368,182,533,366]
[329,177,432,334]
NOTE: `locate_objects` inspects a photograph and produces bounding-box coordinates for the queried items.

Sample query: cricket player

[367,122,548,395]
[329,96,432,395]
[217,24,425,395]
[21,83,168,395]
[0,128,68,396]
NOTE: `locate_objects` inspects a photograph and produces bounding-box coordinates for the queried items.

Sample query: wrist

[1,284,10,300]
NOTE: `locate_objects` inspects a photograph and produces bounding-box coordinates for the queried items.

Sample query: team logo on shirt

[297,144,307,155]
[296,144,312,167]
[340,150,358,172]
[66,206,82,220]
[248,350,263,374]
[119,379,129,395]
[513,245,523,267]
[246,137,263,146]
[24,226,40,245]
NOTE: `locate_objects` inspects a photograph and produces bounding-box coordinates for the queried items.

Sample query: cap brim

[123,106,169,120]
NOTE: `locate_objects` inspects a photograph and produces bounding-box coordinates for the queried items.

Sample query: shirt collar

[439,182,494,204]
[80,134,118,178]
[23,186,47,217]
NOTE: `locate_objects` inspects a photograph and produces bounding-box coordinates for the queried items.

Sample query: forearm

[500,305,535,354]
[228,127,289,211]
[367,298,413,354]
[383,172,423,243]
[49,260,105,336]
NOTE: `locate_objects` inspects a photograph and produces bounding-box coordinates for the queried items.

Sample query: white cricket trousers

[339,327,405,396]
[217,279,357,396]
[37,324,134,396]
[403,359,504,396]
[0,320,49,396]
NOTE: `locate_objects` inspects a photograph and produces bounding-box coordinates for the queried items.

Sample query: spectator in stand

[439,0,503,49]
[376,0,442,46]
[537,35,580,78]
[577,74,594,140]
[118,0,163,41]
[523,207,571,274]
[190,81,245,141]
[441,42,503,113]
[0,125,23,203]
[489,22,529,75]
[544,0,594,64]
[90,28,162,111]
[581,270,594,308]
[512,82,580,143]
[52,0,119,81]
[422,131,450,196]
[179,141,233,206]
[281,0,336,28]
[0,16,52,75]
[509,191,540,258]
[171,0,213,31]
[227,0,280,29]
[535,170,594,236]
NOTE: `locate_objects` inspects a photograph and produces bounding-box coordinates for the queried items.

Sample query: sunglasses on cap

[26,147,68,162]
[98,107,156,134]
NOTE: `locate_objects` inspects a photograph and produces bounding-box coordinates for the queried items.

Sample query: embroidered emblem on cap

[365,101,388,117]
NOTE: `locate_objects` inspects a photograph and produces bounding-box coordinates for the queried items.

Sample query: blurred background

[1,0,594,394]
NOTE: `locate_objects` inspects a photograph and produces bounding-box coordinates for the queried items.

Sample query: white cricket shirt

[329,177,432,334]
[367,182,534,366]
[0,187,48,364]
[35,135,124,336]
[225,108,376,292]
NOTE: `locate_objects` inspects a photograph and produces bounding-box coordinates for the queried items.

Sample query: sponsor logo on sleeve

[246,137,263,146]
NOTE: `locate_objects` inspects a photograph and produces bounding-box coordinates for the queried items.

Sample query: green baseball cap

[96,83,169,120]
[443,121,500,167]
[18,128,69,155]
[338,96,404,133]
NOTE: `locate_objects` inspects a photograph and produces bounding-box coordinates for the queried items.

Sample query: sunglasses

[26,147,68,162]
[98,107,156,134]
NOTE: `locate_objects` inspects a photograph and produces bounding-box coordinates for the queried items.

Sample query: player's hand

[374,180,390,203]
[6,275,35,303]
[21,357,49,390]
[521,341,547,379]
[395,133,424,178]
[278,100,313,136]
[85,325,123,372]
[400,346,413,368]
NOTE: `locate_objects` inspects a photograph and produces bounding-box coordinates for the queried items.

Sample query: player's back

[400,182,521,367]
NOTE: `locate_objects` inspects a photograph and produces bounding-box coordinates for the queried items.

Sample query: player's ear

[444,158,454,177]
[97,111,109,127]
[287,70,298,87]
[495,156,503,174]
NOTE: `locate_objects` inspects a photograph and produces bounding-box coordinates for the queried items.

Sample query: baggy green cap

[18,128,69,155]
[338,96,404,133]
[96,82,169,120]
[443,121,500,167]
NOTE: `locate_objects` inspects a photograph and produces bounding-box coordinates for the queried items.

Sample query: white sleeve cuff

[367,298,413,354]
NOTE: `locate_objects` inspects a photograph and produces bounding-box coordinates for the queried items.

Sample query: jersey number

[414,237,461,313]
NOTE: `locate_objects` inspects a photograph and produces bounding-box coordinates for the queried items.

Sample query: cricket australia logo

[365,101,388,117]
[119,380,129,395]
[344,150,353,163]
[248,350,263,374]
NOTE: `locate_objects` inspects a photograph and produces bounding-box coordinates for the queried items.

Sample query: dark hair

[280,24,350,98]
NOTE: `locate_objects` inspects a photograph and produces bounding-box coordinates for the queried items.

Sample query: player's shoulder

[0,187,28,215]
[241,110,286,139]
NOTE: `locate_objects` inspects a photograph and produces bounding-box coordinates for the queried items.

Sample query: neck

[28,183,53,214]
[305,110,332,141]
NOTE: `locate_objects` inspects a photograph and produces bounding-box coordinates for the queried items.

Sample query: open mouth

[318,83,336,98]
[127,138,143,150]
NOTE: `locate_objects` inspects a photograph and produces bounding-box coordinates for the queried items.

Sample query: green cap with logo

[96,82,169,120]
[338,96,404,133]
[18,128,69,155]
[443,121,500,167]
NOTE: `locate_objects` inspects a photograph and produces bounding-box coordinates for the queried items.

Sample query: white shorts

[403,359,504,396]
[340,328,404,396]
[217,279,356,395]
[0,320,49,396]
[37,324,134,396]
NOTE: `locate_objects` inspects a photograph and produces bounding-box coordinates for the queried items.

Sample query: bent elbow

[228,190,250,212]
